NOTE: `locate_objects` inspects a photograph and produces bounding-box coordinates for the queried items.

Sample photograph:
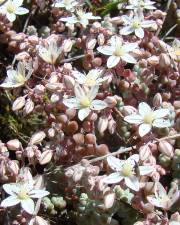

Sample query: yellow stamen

[80,97,91,107]
[143,112,155,124]
[17,189,29,200]
[6,2,16,13]
[121,163,133,177]
[16,74,25,83]
[132,21,140,29]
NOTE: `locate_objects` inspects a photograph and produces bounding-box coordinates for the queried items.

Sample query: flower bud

[12,96,26,111]
[51,197,66,209]
[15,51,30,61]
[30,131,46,145]
[8,160,19,175]
[139,145,151,161]
[147,55,159,66]
[153,93,162,107]
[39,150,53,165]
[66,108,76,119]
[158,140,174,158]
[121,105,137,116]
[159,53,170,68]
[29,216,49,225]
[97,33,105,45]
[108,119,116,134]
[104,193,115,209]
[63,39,73,53]
[98,116,108,135]
[86,38,96,50]
[64,75,75,89]
[7,139,21,151]
[105,96,117,108]
[24,99,34,115]
[50,93,60,103]
[158,153,171,167]
[34,84,45,95]
[48,128,55,138]
[95,144,109,156]
[85,134,96,144]
[73,133,84,145]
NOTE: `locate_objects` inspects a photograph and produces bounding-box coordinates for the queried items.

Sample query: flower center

[6,2,16,13]
[17,189,29,200]
[143,112,155,124]
[16,74,25,83]
[80,97,91,107]
[121,163,133,177]
[114,45,124,56]
[132,21,140,29]
[174,49,180,56]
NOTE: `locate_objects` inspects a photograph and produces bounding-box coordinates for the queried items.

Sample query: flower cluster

[0,0,179,224]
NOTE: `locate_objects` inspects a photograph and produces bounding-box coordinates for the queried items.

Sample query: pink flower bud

[98,116,108,135]
[153,93,162,107]
[8,160,19,175]
[51,93,60,103]
[39,150,53,165]
[108,119,116,134]
[64,75,75,89]
[63,39,73,53]
[28,35,39,44]
[97,33,105,46]
[12,96,26,111]
[29,216,49,225]
[15,51,30,61]
[105,96,117,108]
[30,131,46,145]
[24,99,34,115]
[104,193,115,209]
[159,53,170,68]
[158,141,174,158]
[7,139,21,151]
[86,38,96,50]
[139,145,151,161]
[48,128,55,138]
[147,56,159,66]
[122,105,137,116]
[34,84,45,95]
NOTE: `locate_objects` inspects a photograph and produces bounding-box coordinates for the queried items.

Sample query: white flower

[1,181,49,214]
[38,40,62,64]
[120,13,156,38]
[0,61,33,89]
[147,182,179,210]
[60,9,101,28]
[52,0,79,12]
[0,0,29,22]
[166,39,180,62]
[124,102,171,137]
[72,69,109,87]
[126,0,156,10]
[63,84,108,121]
[104,154,154,191]
[97,36,138,68]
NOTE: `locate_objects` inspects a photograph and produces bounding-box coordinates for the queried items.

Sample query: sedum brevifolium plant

[0,0,179,225]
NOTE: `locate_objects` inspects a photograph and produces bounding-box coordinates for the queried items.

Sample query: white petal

[120,26,134,35]
[91,100,107,110]
[78,108,91,121]
[135,27,144,39]
[21,198,35,214]
[63,97,79,109]
[97,46,114,56]
[147,196,162,208]
[139,123,152,137]
[139,165,154,175]
[104,172,123,184]
[121,15,132,24]
[29,189,49,198]
[123,43,138,52]
[153,118,171,128]
[107,156,122,171]
[127,154,139,165]
[153,108,169,119]
[121,54,136,64]
[88,85,99,101]
[141,20,155,28]
[74,84,86,100]
[124,114,143,125]
[73,71,86,84]
[155,182,167,199]
[1,196,20,207]
[6,13,16,22]
[138,102,152,116]
[16,7,29,15]
[107,55,120,68]
[3,183,19,195]
[125,176,139,191]
[13,0,23,7]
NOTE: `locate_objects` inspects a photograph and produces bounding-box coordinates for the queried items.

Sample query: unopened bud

[39,150,53,165]
[105,96,117,108]
[63,39,73,53]
[7,139,21,151]
[153,93,162,107]
[64,75,75,89]
[121,105,137,116]
[97,33,105,46]
[12,96,26,111]
[158,140,174,158]
[104,193,115,209]
[86,38,96,50]
[159,53,170,68]
[98,116,108,135]
[30,131,46,145]
[139,145,151,161]
[24,99,34,115]
[108,119,116,134]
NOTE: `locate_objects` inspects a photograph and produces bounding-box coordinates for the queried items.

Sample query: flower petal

[6,13,16,22]
[21,198,35,215]
[127,154,139,165]
[3,183,19,195]
[139,123,152,137]
[135,27,144,39]
[141,20,155,28]
[139,165,154,175]
[1,196,20,207]
[107,156,122,171]
[138,102,152,116]
[147,195,162,208]
[107,55,120,68]
[153,108,169,119]
[63,97,79,109]
[88,85,99,101]
[73,71,86,84]
[91,100,107,110]
[16,7,29,15]
[97,46,114,56]
[153,118,171,128]
[120,26,134,35]
[78,108,91,121]
[29,189,49,198]
[121,54,136,64]
[124,114,143,125]
[125,176,139,191]
[104,172,123,184]
[123,43,138,52]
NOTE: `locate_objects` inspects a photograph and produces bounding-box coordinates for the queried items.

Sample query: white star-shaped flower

[0,61,33,89]
[72,69,109,87]
[147,182,179,210]
[1,180,49,214]
[38,40,62,64]
[166,39,180,62]
[60,9,101,28]
[104,154,154,191]
[126,0,156,10]
[52,0,79,12]
[0,0,29,22]
[124,102,171,137]
[97,36,138,68]
[63,84,107,121]
[120,13,156,38]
